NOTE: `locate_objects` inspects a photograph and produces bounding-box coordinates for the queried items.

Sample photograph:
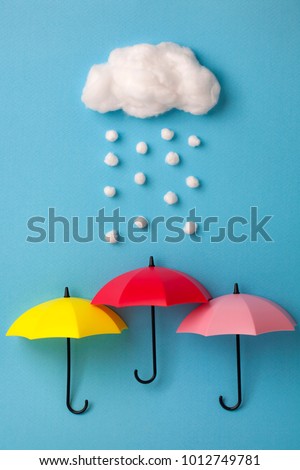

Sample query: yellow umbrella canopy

[7,293,127,339]
[6,287,127,414]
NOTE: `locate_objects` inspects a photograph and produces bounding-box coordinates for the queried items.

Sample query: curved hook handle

[66,337,89,414]
[67,397,89,415]
[134,306,157,384]
[134,368,157,384]
[219,335,242,411]
[219,395,241,411]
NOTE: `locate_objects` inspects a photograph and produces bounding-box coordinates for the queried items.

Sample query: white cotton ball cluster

[134,216,148,229]
[164,191,178,205]
[104,152,119,167]
[183,221,198,235]
[103,186,116,197]
[161,128,174,140]
[188,135,201,147]
[134,172,146,185]
[136,142,148,154]
[82,42,220,118]
[165,152,180,166]
[105,130,119,142]
[186,176,200,188]
[105,230,118,244]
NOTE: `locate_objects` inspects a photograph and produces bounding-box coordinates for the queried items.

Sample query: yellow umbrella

[6,287,127,414]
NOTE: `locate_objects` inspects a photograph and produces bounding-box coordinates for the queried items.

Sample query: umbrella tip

[233,283,240,294]
[149,256,155,267]
[64,287,70,298]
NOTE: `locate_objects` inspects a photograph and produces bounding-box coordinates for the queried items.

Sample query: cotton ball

[188,135,201,147]
[134,172,146,185]
[165,151,180,166]
[134,216,148,229]
[164,191,178,205]
[105,130,119,142]
[161,128,174,140]
[105,230,118,243]
[136,142,148,154]
[103,186,116,197]
[186,176,200,188]
[183,221,198,235]
[104,152,119,167]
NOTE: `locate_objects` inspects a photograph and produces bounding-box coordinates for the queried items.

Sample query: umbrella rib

[152,269,169,306]
[240,296,258,335]
[118,268,167,306]
[118,269,146,306]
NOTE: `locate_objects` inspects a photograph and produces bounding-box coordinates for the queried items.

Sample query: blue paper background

[0,0,300,450]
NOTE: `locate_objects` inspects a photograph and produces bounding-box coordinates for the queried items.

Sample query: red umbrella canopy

[91,256,211,307]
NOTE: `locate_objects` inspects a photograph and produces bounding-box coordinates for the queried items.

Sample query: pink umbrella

[177,283,296,411]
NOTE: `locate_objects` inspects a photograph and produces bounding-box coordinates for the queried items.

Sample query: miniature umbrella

[6,287,127,414]
[92,256,211,384]
[177,283,296,411]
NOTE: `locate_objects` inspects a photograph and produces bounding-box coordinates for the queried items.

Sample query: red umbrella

[177,283,296,410]
[92,256,211,384]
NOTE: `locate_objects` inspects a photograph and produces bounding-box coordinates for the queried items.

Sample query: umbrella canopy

[7,287,127,414]
[92,257,211,307]
[177,283,296,411]
[92,256,211,384]
[177,287,296,336]
[7,295,127,339]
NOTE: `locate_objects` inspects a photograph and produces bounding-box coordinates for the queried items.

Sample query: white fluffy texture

[164,191,178,205]
[81,42,220,118]
[183,221,198,235]
[134,216,148,229]
[105,230,118,243]
[161,128,174,140]
[103,186,116,197]
[188,135,201,147]
[136,141,148,154]
[165,151,180,166]
[134,172,146,185]
[186,176,200,188]
[105,130,119,142]
[104,152,119,166]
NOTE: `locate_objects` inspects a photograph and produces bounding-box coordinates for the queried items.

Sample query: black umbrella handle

[219,334,242,411]
[134,306,157,384]
[66,338,89,414]
[64,287,88,414]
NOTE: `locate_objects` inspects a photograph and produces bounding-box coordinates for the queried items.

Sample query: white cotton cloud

[81,42,220,118]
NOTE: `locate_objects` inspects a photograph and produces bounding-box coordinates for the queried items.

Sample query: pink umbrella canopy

[92,256,211,384]
[177,283,296,411]
[177,284,296,336]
